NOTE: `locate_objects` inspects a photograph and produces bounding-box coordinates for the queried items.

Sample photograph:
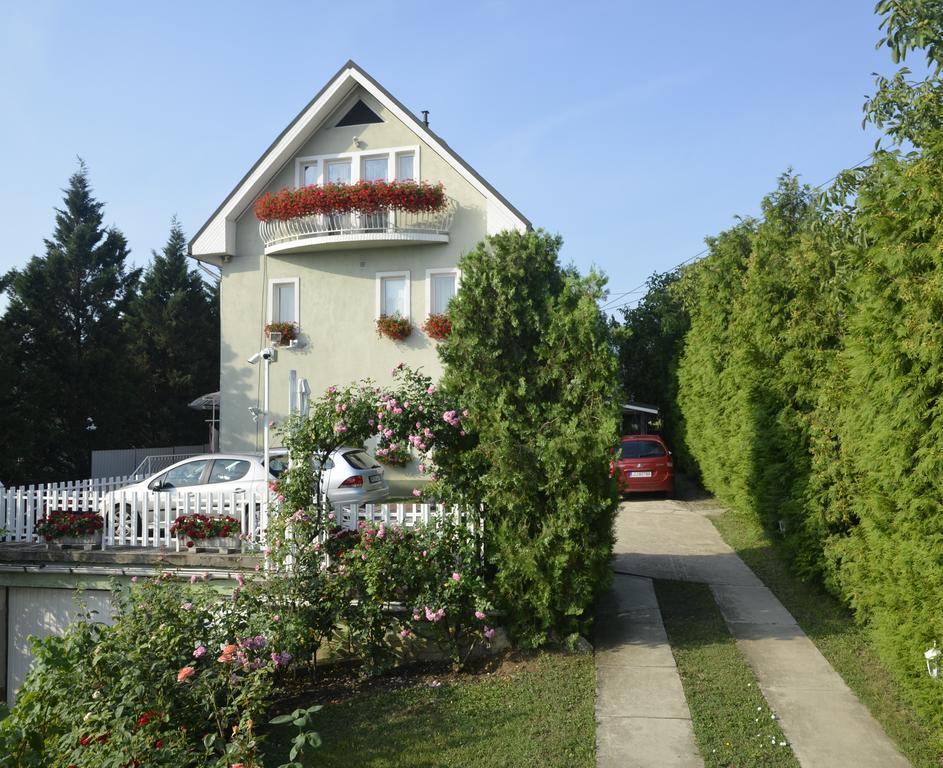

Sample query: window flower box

[376,314,412,341]
[264,321,298,346]
[422,313,452,341]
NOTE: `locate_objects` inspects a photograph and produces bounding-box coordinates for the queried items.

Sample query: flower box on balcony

[376,314,412,341]
[254,180,447,222]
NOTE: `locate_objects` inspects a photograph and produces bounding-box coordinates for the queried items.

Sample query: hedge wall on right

[639,3,943,744]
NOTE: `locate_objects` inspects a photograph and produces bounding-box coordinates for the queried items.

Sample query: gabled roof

[189,60,531,261]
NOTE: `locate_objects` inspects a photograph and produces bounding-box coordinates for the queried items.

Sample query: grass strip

[654,579,800,767]
[708,505,941,767]
[264,650,596,767]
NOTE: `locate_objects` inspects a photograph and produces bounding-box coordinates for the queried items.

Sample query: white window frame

[425,268,460,317]
[395,150,416,181]
[375,270,411,320]
[300,159,319,186]
[294,145,420,188]
[361,154,390,182]
[268,277,300,326]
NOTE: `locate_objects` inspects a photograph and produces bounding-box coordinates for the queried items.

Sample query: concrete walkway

[595,573,702,767]
[595,496,910,768]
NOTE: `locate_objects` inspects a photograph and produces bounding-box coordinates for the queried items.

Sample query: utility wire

[601,154,874,314]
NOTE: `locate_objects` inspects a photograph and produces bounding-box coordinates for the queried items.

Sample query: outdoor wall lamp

[925,642,940,678]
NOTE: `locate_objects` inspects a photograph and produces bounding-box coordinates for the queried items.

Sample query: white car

[102,449,388,539]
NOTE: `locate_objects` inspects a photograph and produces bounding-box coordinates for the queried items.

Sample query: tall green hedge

[621,3,943,740]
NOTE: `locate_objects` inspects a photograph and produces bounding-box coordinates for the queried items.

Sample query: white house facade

[189,60,530,459]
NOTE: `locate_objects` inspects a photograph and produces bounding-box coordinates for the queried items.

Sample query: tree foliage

[0,162,140,482]
[0,166,220,484]
[129,218,219,447]
[439,230,620,645]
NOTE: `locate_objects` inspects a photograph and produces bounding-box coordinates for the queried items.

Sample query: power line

[600,155,874,314]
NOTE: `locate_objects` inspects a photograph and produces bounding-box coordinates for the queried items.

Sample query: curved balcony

[259,198,457,255]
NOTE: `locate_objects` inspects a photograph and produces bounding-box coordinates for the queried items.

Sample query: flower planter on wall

[190,536,241,554]
[49,531,103,551]
[376,314,412,341]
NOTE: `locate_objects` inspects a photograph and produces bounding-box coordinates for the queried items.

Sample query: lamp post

[248,345,278,538]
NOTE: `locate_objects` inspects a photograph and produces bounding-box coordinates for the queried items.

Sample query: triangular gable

[189,60,531,262]
[335,99,383,127]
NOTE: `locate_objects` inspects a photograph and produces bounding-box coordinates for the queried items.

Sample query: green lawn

[264,651,596,767]
[655,579,800,767]
[709,504,941,767]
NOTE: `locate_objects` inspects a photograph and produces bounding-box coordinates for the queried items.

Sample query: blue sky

[0,1,892,313]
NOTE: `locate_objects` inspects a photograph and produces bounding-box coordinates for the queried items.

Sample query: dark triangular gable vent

[336,99,383,127]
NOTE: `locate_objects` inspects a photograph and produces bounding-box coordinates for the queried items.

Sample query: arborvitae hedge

[642,160,943,745]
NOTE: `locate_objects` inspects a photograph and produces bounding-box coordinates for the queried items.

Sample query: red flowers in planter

[170,514,239,545]
[254,180,447,222]
[35,510,103,541]
[264,321,297,345]
[422,313,452,341]
[376,314,412,341]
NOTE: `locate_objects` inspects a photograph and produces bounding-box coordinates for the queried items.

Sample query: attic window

[336,100,383,127]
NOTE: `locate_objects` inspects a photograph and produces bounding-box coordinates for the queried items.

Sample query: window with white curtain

[269,278,299,325]
[361,156,388,182]
[427,269,458,316]
[377,271,410,318]
[396,152,415,181]
[325,160,351,184]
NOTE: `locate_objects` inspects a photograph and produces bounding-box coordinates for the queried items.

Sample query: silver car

[103,447,388,537]
[270,446,390,506]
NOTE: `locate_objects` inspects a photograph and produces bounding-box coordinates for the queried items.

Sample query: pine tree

[129,218,219,447]
[0,161,140,483]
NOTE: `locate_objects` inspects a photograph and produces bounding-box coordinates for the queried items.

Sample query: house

[188,61,531,465]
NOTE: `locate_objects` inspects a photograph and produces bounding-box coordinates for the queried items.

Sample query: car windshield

[343,450,379,470]
[619,440,666,459]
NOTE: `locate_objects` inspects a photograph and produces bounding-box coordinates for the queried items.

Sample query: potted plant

[264,322,297,346]
[421,313,452,341]
[36,510,104,550]
[376,313,412,341]
[170,513,241,553]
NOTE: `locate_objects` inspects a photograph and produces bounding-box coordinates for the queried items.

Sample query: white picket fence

[0,479,477,552]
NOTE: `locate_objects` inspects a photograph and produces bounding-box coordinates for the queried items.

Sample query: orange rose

[176,666,195,682]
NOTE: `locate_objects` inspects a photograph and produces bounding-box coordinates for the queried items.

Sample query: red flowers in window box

[376,314,412,341]
[254,180,447,222]
[422,313,452,341]
[264,321,297,345]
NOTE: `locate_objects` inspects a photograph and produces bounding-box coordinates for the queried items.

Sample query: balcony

[259,198,458,255]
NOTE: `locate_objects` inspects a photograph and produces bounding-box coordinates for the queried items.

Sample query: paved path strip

[595,573,702,768]
[609,499,910,768]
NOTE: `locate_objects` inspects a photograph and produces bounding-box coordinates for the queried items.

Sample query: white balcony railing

[259,198,458,254]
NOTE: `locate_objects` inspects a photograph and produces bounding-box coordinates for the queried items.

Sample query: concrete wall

[6,586,114,705]
[218,86,490,453]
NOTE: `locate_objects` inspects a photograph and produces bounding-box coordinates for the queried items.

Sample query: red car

[613,435,674,497]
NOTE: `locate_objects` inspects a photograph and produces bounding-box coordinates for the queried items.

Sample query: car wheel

[112,504,143,541]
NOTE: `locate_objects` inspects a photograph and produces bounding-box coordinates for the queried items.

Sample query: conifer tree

[129,218,219,447]
[0,161,140,482]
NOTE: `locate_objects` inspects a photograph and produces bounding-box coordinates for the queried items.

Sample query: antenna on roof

[421,110,430,128]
